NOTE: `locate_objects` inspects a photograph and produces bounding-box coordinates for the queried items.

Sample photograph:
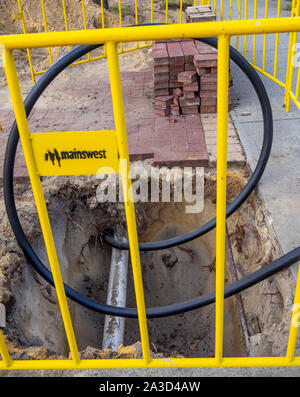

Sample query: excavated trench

[0,166,297,359]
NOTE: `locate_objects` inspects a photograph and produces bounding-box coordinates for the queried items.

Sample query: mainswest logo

[45,148,107,167]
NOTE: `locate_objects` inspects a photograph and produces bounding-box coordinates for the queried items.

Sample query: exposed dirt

[0,163,298,360]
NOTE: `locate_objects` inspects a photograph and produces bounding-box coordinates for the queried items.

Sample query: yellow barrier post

[118,0,124,53]
[101,0,105,28]
[295,59,300,106]
[286,263,300,362]
[220,0,223,21]
[135,0,139,50]
[285,35,297,112]
[151,0,154,23]
[106,41,151,365]
[3,48,80,365]
[243,0,248,58]
[81,0,91,61]
[252,0,257,65]
[273,0,281,79]
[16,0,36,84]
[285,0,300,111]
[165,0,169,24]
[262,0,269,72]
[62,0,71,52]
[215,33,230,364]
[0,331,12,368]
[41,0,53,66]
[179,0,183,23]
[236,0,241,50]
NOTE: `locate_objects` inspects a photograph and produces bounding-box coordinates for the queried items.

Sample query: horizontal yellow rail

[1,357,300,370]
[1,17,300,49]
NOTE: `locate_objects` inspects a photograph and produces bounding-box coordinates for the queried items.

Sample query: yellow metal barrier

[285,0,300,111]
[1,18,300,370]
[11,1,223,81]
[11,1,300,112]
[106,40,151,365]
[215,33,230,363]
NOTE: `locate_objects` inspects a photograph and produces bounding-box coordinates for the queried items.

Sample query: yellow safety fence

[1,17,300,370]
[9,0,300,112]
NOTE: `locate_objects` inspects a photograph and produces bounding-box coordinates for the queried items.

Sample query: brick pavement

[0,65,245,181]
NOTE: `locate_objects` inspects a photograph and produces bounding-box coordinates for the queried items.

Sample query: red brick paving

[0,67,209,180]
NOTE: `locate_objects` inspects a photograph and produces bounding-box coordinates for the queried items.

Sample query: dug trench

[0,162,298,360]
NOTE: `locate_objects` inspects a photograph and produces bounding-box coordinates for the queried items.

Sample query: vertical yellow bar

[286,0,300,111]
[61,0,71,52]
[215,34,230,364]
[243,0,248,58]
[230,0,233,20]
[106,42,151,365]
[41,0,53,66]
[253,0,257,65]
[295,57,300,102]
[273,0,281,78]
[285,32,294,110]
[262,0,268,72]
[3,49,80,365]
[286,263,300,362]
[236,0,241,50]
[81,0,87,30]
[180,0,183,24]
[101,0,105,28]
[214,0,217,17]
[16,0,36,84]
[135,0,138,25]
[0,331,12,368]
[135,0,138,49]
[220,0,223,21]
[151,0,153,23]
[285,31,297,112]
[165,0,168,24]
[100,0,106,58]
[118,0,123,53]
[150,0,153,47]
[81,0,91,61]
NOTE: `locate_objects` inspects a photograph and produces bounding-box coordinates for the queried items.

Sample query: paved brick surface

[0,66,213,180]
[201,114,246,167]
[0,58,245,180]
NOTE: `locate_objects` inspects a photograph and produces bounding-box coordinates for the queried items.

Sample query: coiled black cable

[4,35,300,319]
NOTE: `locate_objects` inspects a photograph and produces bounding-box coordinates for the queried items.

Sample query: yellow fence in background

[12,0,300,112]
[1,18,300,370]
[13,0,154,83]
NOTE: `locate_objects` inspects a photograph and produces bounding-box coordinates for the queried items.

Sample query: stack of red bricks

[153,41,170,98]
[194,40,233,113]
[152,39,232,116]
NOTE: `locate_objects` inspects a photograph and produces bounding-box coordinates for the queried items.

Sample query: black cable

[4,35,298,319]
